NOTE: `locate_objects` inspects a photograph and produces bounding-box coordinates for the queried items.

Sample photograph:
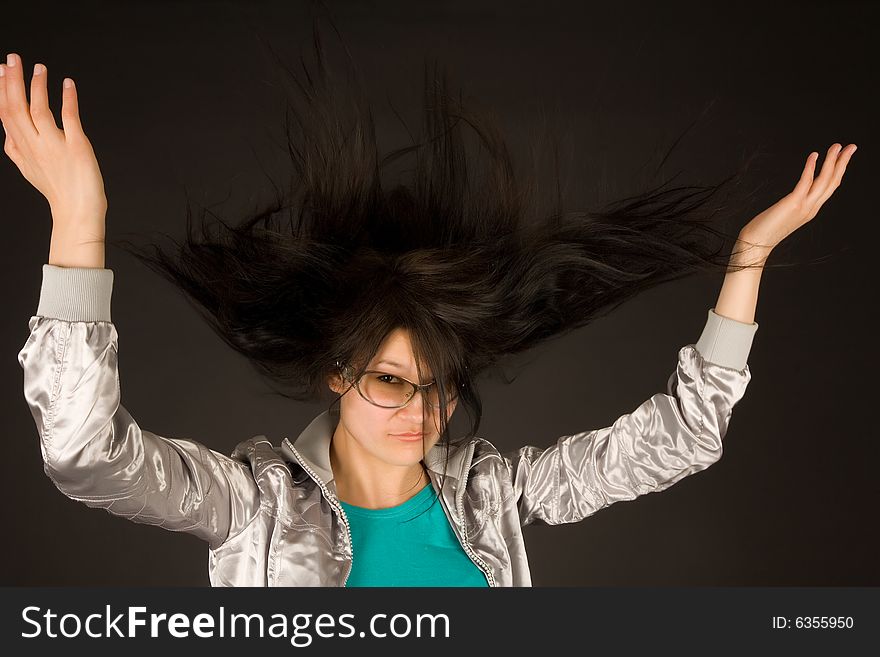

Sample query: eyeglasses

[336,362,460,409]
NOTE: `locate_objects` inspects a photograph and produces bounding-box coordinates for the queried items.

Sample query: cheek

[342,394,394,446]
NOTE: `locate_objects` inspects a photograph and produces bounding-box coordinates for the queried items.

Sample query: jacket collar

[279,407,471,489]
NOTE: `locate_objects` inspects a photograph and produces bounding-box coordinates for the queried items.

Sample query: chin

[383,453,425,468]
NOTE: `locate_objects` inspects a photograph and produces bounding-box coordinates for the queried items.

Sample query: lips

[391,432,424,441]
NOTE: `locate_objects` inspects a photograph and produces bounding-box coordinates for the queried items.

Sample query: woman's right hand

[0,52,107,231]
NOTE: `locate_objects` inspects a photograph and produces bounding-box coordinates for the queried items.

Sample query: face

[328,328,458,468]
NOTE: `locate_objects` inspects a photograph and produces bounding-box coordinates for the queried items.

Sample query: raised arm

[502,307,758,526]
[4,53,261,550]
[18,264,262,551]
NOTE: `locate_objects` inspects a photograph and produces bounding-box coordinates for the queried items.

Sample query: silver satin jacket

[18,264,759,587]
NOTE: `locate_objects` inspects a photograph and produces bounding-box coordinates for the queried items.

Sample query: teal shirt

[339,482,490,587]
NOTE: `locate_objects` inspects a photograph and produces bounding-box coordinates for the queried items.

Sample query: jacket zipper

[451,441,497,587]
[287,440,495,588]
[285,444,355,587]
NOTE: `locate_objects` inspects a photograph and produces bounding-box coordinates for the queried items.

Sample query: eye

[376,374,402,384]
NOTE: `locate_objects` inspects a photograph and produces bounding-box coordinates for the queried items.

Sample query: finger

[808,143,857,215]
[807,143,843,206]
[825,143,856,191]
[0,64,36,163]
[29,62,61,135]
[1,54,40,144]
[59,77,85,141]
[793,151,818,198]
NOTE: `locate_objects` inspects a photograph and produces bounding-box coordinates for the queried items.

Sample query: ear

[328,371,345,395]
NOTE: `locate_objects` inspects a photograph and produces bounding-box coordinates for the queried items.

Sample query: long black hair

[108,15,813,496]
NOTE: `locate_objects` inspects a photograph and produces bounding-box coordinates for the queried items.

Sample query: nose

[399,389,431,420]
[404,388,428,410]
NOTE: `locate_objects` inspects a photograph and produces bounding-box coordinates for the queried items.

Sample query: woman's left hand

[740,142,857,250]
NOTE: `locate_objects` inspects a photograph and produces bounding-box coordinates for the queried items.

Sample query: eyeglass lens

[359,372,457,408]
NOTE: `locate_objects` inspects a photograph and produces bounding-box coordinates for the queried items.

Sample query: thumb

[2,120,26,169]
[792,151,818,198]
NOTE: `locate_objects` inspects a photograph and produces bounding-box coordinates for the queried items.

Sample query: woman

[4,24,855,586]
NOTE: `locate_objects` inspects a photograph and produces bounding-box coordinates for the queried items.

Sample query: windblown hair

[109,17,807,490]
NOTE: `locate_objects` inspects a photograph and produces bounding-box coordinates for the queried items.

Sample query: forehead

[369,328,429,374]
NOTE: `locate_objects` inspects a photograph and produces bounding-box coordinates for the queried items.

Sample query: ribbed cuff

[694,307,758,370]
[36,264,114,322]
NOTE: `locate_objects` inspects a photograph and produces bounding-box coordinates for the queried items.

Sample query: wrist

[49,225,106,269]
[734,231,773,267]
[737,228,775,250]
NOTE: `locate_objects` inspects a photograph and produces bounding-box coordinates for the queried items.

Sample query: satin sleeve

[501,308,758,527]
[17,264,261,550]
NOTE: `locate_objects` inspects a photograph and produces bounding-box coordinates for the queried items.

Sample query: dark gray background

[1,0,876,586]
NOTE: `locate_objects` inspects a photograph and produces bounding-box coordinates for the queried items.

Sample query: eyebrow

[376,359,408,369]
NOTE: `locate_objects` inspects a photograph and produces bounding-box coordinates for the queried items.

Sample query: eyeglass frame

[334,360,460,409]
